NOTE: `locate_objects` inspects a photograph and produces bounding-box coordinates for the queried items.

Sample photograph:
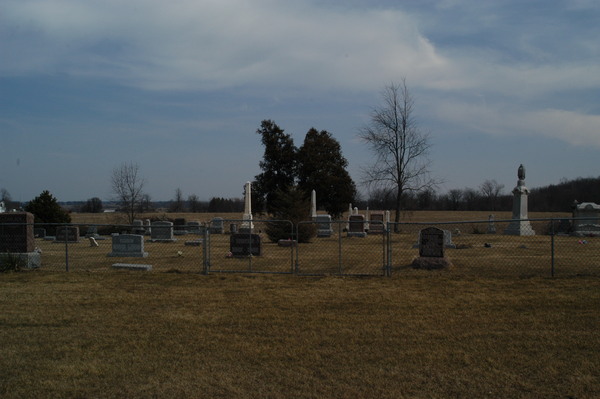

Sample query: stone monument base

[503,220,535,236]
[411,257,452,270]
[0,252,41,269]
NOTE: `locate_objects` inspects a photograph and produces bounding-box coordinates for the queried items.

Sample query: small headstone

[230,233,261,257]
[277,239,297,247]
[150,221,176,242]
[187,221,204,234]
[487,215,496,234]
[209,217,224,234]
[108,234,148,257]
[229,223,238,234]
[572,201,600,236]
[55,226,80,243]
[368,212,385,234]
[173,218,187,235]
[144,219,151,235]
[132,220,145,235]
[112,263,152,271]
[314,214,333,237]
[184,240,203,246]
[419,227,445,258]
[347,214,367,237]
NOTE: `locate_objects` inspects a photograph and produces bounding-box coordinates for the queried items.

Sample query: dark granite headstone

[419,227,444,258]
[230,233,261,257]
[55,226,80,243]
[0,212,35,252]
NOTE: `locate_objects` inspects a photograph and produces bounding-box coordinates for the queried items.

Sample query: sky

[1,0,599,203]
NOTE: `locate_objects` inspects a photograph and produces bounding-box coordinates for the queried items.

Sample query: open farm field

[0,272,598,398]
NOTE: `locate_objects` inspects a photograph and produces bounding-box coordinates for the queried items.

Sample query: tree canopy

[25,190,71,227]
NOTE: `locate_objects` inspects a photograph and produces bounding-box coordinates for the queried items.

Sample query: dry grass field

[0,271,598,398]
[3,211,597,397]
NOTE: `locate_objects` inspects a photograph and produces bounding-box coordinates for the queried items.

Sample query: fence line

[0,218,598,277]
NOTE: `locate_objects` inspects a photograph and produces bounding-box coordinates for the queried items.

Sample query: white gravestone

[504,164,535,236]
[108,234,148,257]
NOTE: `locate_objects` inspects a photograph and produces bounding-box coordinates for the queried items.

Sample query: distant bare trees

[479,179,505,211]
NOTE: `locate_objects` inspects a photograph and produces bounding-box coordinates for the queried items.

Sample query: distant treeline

[358,176,600,213]
[58,176,600,214]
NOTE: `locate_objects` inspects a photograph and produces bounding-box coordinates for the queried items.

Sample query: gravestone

[487,215,496,234]
[0,212,41,268]
[55,226,80,243]
[0,201,5,213]
[419,227,445,258]
[413,229,456,249]
[132,220,145,235]
[150,221,176,242]
[368,212,385,234]
[187,221,204,234]
[85,225,105,240]
[240,181,254,233]
[230,223,238,234]
[504,164,535,236]
[315,214,333,237]
[347,214,367,237]
[209,217,224,234]
[230,233,261,257]
[173,218,187,235]
[572,201,600,236]
[108,234,148,257]
[144,219,151,235]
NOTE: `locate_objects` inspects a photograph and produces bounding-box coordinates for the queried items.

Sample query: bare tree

[111,162,146,224]
[479,179,504,211]
[360,79,437,231]
[169,188,185,212]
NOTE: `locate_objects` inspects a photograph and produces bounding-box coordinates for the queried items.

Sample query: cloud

[1,0,450,91]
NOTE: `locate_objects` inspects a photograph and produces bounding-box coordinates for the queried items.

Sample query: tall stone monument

[310,190,317,219]
[504,164,535,236]
[240,181,254,233]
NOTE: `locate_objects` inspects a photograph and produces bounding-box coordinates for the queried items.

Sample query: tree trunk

[394,186,402,233]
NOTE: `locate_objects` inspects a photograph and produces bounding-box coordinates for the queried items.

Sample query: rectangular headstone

[173,218,187,235]
[209,217,224,234]
[55,226,80,243]
[132,219,145,235]
[108,234,148,257]
[0,212,35,253]
[151,221,176,242]
[347,214,367,237]
[314,214,333,237]
[230,233,261,257]
[369,212,385,234]
[187,221,204,234]
[112,263,152,271]
[419,227,444,258]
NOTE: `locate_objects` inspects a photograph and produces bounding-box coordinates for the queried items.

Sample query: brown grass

[0,272,598,398]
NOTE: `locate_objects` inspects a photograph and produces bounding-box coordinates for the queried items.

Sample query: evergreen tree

[265,186,316,243]
[25,190,71,232]
[297,128,356,218]
[253,120,297,214]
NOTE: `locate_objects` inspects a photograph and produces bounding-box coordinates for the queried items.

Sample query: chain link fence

[1,218,598,277]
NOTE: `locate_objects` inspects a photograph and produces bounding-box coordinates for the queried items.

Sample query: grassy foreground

[1,272,598,398]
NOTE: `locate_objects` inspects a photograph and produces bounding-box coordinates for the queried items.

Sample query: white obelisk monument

[504,164,535,236]
[241,181,254,232]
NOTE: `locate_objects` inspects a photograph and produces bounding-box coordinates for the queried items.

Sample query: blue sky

[1,0,599,202]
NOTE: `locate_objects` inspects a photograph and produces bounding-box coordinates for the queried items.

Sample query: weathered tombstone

[0,212,41,268]
[187,221,203,234]
[108,234,148,257]
[347,214,367,237]
[368,212,385,234]
[419,227,445,258]
[487,215,496,234]
[315,214,333,237]
[144,219,151,235]
[150,221,176,242]
[229,223,238,234]
[132,220,145,235]
[413,227,452,270]
[173,218,187,235]
[85,225,105,240]
[230,233,261,257]
[209,217,224,234]
[572,201,600,236]
[413,229,456,249]
[55,226,80,243]
[504,164,535,236]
